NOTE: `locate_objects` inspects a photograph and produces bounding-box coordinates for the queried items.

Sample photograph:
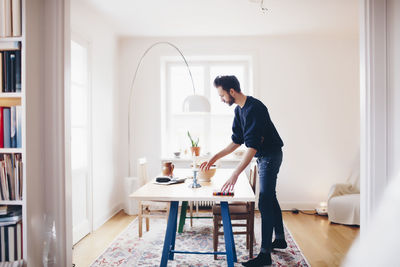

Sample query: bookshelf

[0,0,25,264]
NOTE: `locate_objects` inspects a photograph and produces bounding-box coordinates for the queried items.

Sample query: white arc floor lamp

[127,42,211,175]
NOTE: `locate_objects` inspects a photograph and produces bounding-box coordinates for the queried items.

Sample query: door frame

[56,0,392,264]
[69,32,94,244]
[359,0,390,233]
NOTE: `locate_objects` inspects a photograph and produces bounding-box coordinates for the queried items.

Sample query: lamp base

[316,207,328,216]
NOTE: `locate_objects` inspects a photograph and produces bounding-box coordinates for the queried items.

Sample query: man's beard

[228,95,235,106]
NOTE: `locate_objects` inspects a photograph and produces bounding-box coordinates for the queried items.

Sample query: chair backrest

[137,157,148,186]
[248,163,257,193]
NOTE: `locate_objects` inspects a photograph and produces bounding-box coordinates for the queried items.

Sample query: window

[161,58,253,157]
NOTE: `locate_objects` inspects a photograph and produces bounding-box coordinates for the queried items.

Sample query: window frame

[161,56,253,158]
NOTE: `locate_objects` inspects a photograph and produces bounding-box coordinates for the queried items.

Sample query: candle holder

[188,169,202,188]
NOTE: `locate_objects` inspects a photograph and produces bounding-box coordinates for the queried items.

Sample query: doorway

[70,36,93,245]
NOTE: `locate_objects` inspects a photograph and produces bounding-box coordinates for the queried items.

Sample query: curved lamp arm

[127,42,203,175]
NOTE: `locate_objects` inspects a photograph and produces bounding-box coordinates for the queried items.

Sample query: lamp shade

[183,95,211,112]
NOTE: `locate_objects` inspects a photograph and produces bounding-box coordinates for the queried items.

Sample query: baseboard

[93,203,123,230]
[279,202,318,211]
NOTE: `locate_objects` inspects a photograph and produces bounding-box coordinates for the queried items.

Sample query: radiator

[197,201,213,208]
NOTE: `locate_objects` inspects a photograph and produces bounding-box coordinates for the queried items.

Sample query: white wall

[118,35,359,209]
[71,1,121,229]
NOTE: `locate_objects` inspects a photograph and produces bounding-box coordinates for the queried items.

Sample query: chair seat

[141,200,169,210]
[212,204,248,215]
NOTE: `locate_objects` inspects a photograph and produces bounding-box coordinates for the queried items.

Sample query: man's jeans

[257,150,284,252]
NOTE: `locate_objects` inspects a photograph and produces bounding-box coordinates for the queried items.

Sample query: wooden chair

[137,158,170,237]
[212,163,257,259]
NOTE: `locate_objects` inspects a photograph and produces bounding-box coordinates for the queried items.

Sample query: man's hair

[214,75,241,93]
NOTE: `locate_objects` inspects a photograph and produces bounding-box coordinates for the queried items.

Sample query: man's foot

[242,252,272,266]
[272,239,287,250]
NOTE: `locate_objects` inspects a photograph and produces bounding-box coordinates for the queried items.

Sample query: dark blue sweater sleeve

[231,110,244,145]
[243,107,263,151]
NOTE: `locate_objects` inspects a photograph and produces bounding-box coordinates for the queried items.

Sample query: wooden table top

[130,168,255,202]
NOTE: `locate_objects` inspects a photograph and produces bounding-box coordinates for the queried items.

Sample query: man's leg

[272,197,284,238]
[271,195,287,249]
[271,151,286,249]
[258,159,279,253]
[242,152,282,266]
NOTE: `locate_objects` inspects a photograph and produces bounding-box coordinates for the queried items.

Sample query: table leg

[169,204,179,260]
[190,201,193,226]
[178,201,188,233]
[221,202,237,266]
[160,201,179,267]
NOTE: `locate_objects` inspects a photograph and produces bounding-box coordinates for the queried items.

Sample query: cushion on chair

[212,204,248,215]
[328,193,360,225]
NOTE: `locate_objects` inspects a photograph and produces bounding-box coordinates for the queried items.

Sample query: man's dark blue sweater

[231,96,283,158]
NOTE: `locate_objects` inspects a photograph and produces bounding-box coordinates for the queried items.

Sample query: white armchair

[327,167,360,225]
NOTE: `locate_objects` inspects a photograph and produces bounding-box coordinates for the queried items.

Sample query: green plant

[187,131,199,147]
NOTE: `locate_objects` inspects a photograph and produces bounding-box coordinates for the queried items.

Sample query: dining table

[130,168,256,267]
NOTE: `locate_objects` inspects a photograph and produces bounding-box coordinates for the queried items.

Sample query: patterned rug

[91,214,309,267]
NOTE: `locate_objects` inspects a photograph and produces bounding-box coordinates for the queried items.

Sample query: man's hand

[199,157,217,171]
[221,172,239,192]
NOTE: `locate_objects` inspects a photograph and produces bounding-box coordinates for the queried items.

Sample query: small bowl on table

[192,164,217,182]
[198,167,217,182]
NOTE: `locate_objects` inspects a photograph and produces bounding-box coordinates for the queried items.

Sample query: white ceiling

[83,0,359,37]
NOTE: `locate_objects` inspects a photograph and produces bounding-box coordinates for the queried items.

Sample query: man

[200,75,286,266]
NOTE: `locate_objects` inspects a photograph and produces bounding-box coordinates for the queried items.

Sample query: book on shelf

[11,0,21,37]
[0,154,22,201]
[0,209,21,224]
[0,42,19,51]
[14,51,20,92]
[1,47,21,93]
[9,107,15,149]
[1,0,12,38]
[0,1,6,38]
[0,206,6,216]
[0,206,22,261]
[0,0,21,38]
[0,108,3,149]
[0,220,22,262]
[0,260,23,267]
[0,52,2,93]
[15,107,20,148]
[2,108,10,149]
[0,107,21,149]
[0,206,17,217]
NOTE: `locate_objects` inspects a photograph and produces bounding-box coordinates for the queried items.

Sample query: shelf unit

[0,200,23,206]
[0,0,26,263]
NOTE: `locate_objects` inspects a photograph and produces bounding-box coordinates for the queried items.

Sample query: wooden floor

[73,211,137,267]
[282,212,359,266]
[73,210,359,267]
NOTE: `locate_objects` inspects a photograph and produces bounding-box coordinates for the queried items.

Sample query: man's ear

[229,88,235,96]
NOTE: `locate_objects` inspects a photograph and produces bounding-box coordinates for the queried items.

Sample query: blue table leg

[221,202,237,266]
[169,202,179,260]
[160,201,179,267]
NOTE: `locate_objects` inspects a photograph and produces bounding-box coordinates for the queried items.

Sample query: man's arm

[221,147,257,192]
[200,142,240,170]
